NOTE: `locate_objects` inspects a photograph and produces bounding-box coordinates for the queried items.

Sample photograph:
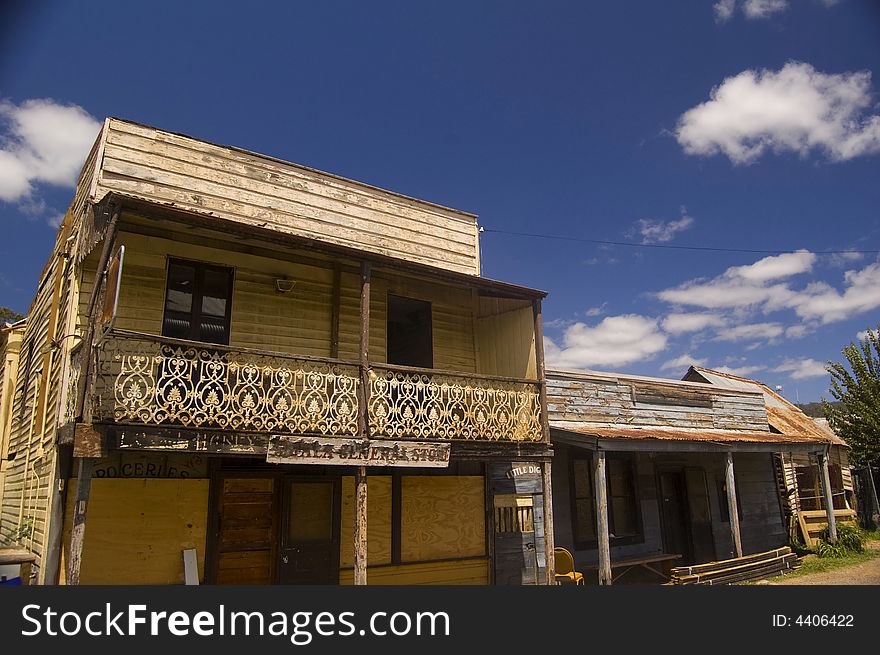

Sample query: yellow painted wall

[474,297,536,379]
[61,478,209,584]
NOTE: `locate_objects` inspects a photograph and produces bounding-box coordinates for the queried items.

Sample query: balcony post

[531,299,550,441]
[533,299,555,584]
[357,261,371,439]
[67,201,121,586]
[355,261,371,585]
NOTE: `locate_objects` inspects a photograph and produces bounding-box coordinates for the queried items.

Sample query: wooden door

[684,467,716,563]
[279,478,340,584]
[213,475,278,584]
[659,471,693,563]
[492,494,539,585]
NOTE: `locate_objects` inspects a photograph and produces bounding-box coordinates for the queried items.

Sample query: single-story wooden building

[682,366,855,547]
[548,368,842,584]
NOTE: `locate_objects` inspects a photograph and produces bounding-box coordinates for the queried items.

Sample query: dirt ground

[770,542,880,585]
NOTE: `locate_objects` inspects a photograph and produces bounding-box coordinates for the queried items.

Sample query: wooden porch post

[542,460,555,585]
[532,298,554,585]
[354,261,371,585]
[354,466,368,585]
[725,452,743,558]
[594,450,612,585]
[66,457,94,585]
[819,448,837,544]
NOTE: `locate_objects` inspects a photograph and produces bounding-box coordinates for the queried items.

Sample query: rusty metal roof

[552,424,828,445]
[686,366,846,447]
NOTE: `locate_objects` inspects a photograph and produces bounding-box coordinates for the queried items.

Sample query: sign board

[267,435,451,468]
[116,427,269,454]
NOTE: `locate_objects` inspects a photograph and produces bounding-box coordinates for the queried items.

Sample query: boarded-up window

[401,476,485,562]
[570,455,642,547]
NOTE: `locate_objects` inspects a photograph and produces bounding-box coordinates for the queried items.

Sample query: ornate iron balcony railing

[368,364,543,442]
[86,331,544,443]
[93,331,360,436]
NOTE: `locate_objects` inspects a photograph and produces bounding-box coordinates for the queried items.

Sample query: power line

[480,227,880,255]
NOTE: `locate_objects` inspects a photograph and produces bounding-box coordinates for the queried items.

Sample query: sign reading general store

[267,435,451,467]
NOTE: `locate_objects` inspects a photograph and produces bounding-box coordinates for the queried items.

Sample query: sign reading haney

[267,435,451,468]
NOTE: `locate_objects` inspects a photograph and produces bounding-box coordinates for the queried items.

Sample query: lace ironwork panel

[368,367,543,441]
[97,337,360,435]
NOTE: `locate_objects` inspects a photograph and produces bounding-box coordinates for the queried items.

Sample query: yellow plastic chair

[553,547,585,585]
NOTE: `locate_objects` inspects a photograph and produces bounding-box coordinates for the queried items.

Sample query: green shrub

[817,523,866,558]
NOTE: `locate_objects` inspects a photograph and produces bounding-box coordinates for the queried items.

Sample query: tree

[0,306,24,323]
[825,327,880,467]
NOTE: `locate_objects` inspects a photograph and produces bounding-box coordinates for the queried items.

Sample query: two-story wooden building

[0,118,553,585]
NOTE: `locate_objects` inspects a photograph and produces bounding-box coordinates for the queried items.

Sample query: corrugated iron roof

[687,366,846,447]
[551,423,828,445]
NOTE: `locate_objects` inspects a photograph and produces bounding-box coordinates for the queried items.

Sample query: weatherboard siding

[91,119,480,276]
[546,374,769,432]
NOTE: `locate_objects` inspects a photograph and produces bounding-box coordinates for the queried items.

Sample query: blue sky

[1,1,879,401]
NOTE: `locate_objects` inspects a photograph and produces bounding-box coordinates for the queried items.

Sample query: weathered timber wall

[547,372,768,432]
[93,119,480,275]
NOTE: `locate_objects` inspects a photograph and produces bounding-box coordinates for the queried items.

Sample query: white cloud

[743,0,788,18]
[544,314,668,369]
[631,210,694,244]
[714,322,785,342]
[788,261,880,324]
[785,324,809,338]
[0,98,100,222]
[716,0,838,22]
[660,353,708,371]
[827,250,865,268]
[662,312,726,335]
[727,250,816,282]
[658,251,812,310]
[584,303,608,317]
[661,254,880,329]
[773,358,828,380]
[714,0,737,21]
[676,62,880,164]
[857,329,877,341]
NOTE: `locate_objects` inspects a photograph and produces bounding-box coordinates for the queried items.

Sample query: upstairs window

[386,294,433,368]
[162,259,233,345]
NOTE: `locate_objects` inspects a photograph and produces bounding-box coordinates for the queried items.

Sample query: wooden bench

[584,553,681,583]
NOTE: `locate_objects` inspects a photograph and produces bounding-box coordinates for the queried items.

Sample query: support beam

[330,263,341,359]
[594,450,612,585]
[725,452,743,558]
[532,299,551,441]
[74,203,121,421]
[357,262,371,439]
[542,460,555,585]
[354,261,371,585]
[66,457,94,585]
[819,449,837,543]
[354,466,368,586]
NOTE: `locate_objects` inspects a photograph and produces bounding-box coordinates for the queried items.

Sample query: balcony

[84,330,543,444]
